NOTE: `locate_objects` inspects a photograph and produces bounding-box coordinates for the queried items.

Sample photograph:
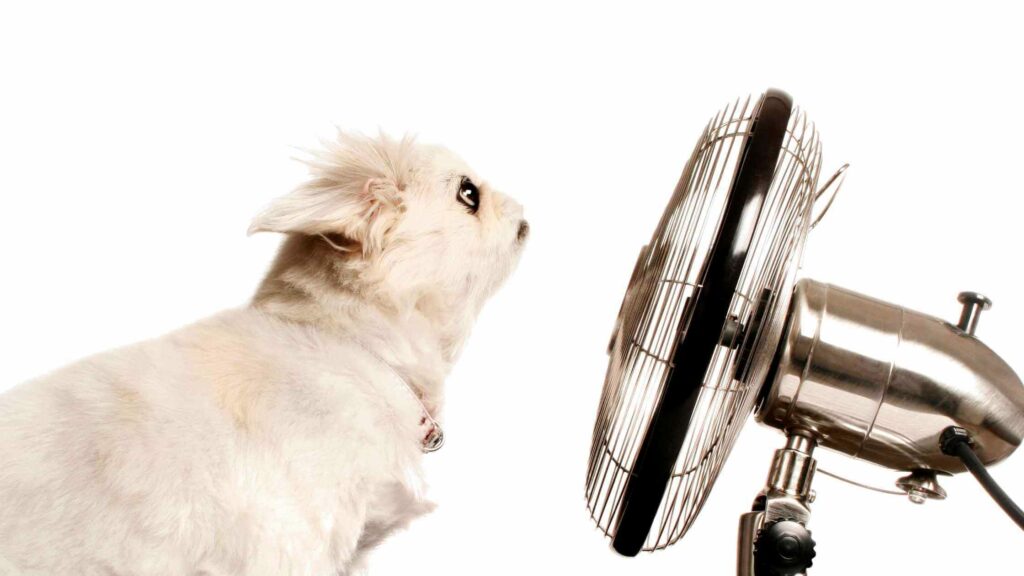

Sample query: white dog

[0,133,528,575]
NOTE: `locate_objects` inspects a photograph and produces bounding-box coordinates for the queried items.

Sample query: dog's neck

[251,234,475,412]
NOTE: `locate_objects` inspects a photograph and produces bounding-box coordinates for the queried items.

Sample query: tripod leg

[737,510,764,576]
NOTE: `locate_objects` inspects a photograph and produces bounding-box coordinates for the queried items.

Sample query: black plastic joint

[940,426,973,455]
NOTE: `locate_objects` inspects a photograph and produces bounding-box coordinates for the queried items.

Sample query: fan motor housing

[757,278,1024,474]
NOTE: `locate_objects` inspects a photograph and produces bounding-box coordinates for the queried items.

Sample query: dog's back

[0,309,428,575]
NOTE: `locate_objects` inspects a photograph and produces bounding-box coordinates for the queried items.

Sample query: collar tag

[422,422,445,453]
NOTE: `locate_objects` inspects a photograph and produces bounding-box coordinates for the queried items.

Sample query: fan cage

[586,93,822,552]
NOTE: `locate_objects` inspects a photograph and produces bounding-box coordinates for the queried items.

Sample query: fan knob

[956,291,992,335]
[754,520,816,576]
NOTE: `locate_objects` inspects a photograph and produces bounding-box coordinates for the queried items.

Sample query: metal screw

[957,291,992,335]
[896,469,947,503]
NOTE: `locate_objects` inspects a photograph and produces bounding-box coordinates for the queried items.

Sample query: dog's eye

[457,178,480,214]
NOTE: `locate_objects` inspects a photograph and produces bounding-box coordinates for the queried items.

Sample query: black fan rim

[611,88,794,556]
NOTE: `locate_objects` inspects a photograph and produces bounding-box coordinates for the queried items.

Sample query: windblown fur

[0,133,527,575]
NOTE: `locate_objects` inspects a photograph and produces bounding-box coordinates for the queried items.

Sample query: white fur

[0,133,526,575]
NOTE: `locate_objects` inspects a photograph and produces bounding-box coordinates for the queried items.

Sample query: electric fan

[585,89,1024,575]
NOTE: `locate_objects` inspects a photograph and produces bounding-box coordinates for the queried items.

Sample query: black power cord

[940,426,1024,531]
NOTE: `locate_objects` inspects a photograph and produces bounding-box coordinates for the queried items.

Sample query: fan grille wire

[586,95,822,552]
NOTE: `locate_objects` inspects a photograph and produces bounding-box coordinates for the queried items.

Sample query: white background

[2,2,1022,574]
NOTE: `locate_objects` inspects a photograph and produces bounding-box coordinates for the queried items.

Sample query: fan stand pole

[737,430,818,576]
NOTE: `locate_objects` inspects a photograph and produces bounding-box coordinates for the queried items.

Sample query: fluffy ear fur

[248,132,418,254]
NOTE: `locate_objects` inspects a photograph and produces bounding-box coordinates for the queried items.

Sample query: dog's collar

[350,339,444,454]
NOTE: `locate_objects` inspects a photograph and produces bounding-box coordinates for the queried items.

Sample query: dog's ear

[248,176,401,254]
[248,133,414,254]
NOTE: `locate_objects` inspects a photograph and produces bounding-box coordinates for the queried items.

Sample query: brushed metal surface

[757,279,1024,473]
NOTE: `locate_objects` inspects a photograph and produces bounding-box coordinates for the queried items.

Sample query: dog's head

[250,132,527,335]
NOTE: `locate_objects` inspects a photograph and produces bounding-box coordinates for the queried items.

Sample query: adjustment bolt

[896,469,947,504]
[957,291,992,335]
[907,489,927,505]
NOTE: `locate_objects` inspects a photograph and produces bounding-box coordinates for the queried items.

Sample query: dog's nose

[516,219,530,243]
